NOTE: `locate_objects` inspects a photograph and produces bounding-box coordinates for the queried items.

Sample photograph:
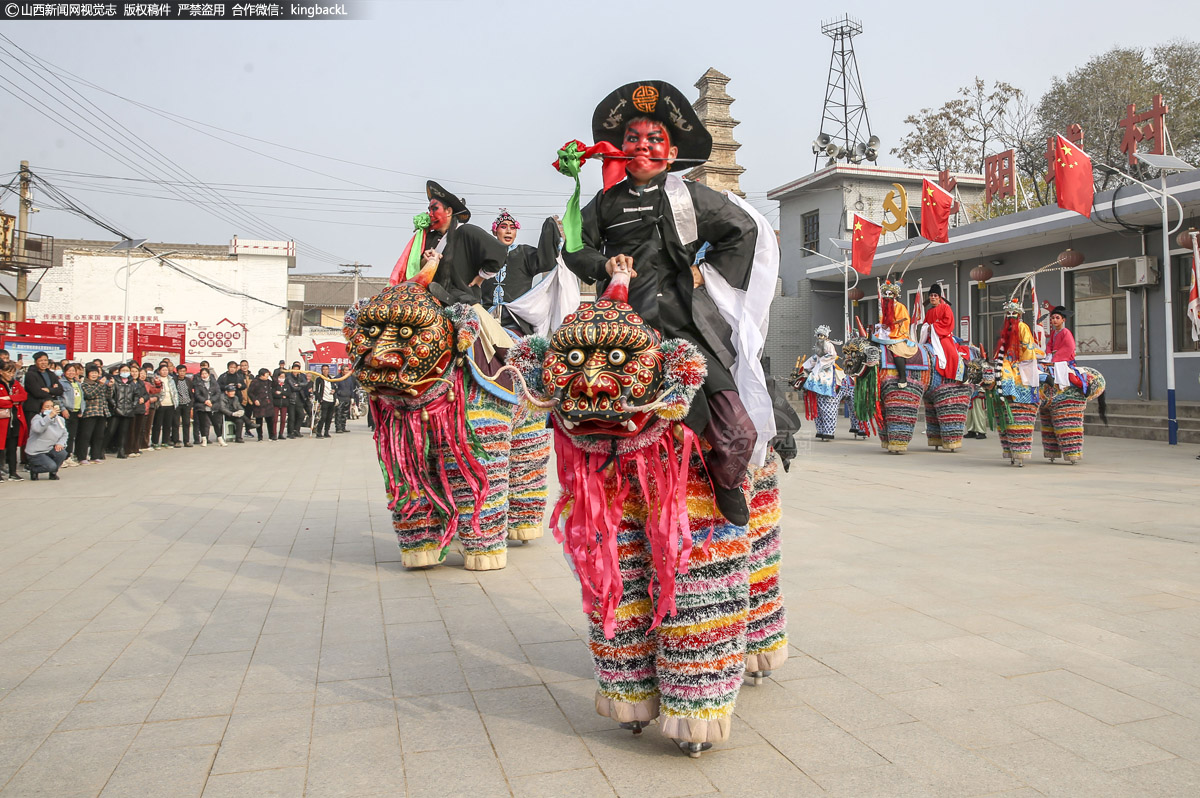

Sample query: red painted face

[428,200,452,231]
[623,120,677,184]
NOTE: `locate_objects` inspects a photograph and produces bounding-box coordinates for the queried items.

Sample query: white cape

[502,256,582,337]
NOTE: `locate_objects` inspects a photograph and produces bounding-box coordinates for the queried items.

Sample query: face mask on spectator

[120,370,130,378]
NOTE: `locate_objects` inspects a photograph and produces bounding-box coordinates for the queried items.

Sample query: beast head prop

[506,268,710,638]
[344,260,489,556]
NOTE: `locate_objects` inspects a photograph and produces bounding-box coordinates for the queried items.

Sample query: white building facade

[31,238,294,367]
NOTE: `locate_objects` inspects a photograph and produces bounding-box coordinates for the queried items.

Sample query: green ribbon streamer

[555,142,586,253]
[405,213,431,280]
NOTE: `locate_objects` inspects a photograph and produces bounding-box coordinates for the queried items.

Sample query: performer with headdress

[557,79,777,526]
[796,325,851,440]
[993,298,1044,466]
[875,278,919,388]
[488,209,564,334]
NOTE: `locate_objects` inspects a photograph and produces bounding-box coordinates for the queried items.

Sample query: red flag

[1054,134,1094,217]
[1187,230,1200,343]
[920,178,954,243]
[851,214,882,275]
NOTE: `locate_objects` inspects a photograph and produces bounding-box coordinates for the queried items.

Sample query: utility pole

[339,262,365,303]
[15,161,31,322]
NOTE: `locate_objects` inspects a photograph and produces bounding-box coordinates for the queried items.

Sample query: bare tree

[891,98,976,173]
[959,79,1024,172]
[995,92,1051,205]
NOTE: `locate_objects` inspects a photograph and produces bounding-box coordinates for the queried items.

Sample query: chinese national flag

[1054,134,1094,217]
[920,178,954,243]
[851,214,882,275]
[1187,231,1200,343]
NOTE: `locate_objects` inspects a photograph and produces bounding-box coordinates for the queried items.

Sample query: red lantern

[1178,228,1199,250]
[1057,248,1085,269]
[969,264,993,288]
[847,286,865,305]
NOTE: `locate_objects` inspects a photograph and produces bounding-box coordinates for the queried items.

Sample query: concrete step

[1098,400,1200,419]
[1086,422,1200,445]
[1083,412,1200,431]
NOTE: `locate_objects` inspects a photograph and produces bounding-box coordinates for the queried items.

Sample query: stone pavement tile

[404,743,511,798]
[304,700,404,798]
[473,685,594,778]
[384,620,452,657]
[855,720,1024,795]
[430,581,491,608]
[0,662,105,713]
[1119,713,1200,761]
[522,639,596,684]
[505,610,580,646]
[546,679,617,736]
[907,663,1045,711]
[129,716,229,751]
[0,706,72,740]
[0,647,53,693]
[0,735,44,787]
[391,651,466,697]
[317,635,390,683]
[454,630,530,669]
[780,673,915,731]
[97,744,217,798]
[231,690,315,715]
[693,743,823,796]
[2,724,139,797]
[45,629,139,668]
[582,729,715,797]
[746,707,887,775]
[1123,677,1200,723]
[812,763,951,797]
[83,675,172,704]
[314,676,393,706]
[1126,650,1200,689]
[380,596,438,625]
[148,650,252,722]
[200,766,307,798]
[376,570,432,599]
[464,662,543,692]
[57,698,157,731]
[510,766,617,797]
[1113,757,1200,798]
[729,676,805,713]
[1010,669,1171,725]
[103,639,188,682]
[209,708,312,774]
[765,649,838,682]
[929,634,1051,678]
[983,630,1167,690]
[395,691,490,753]
[1000,700,1174,771]
[981,739,1157,798]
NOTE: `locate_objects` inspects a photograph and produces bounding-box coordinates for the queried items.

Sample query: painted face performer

[559,80,777,526]
[795,325,851,441]
[924,283,961,382]
[488,209,564,334]
[991,299,1045,466]
[877,279,918,388]
[390,181,508,308]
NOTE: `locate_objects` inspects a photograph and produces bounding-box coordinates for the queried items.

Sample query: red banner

[68,322,89,353]
[92,323,114,353]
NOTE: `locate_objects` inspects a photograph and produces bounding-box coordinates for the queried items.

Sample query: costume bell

[562,80,765,526]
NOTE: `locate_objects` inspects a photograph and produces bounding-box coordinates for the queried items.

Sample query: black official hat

[591,80,712,172]
[927,283,943,298]
[1049,305,1071,317]
[426,180,471,223]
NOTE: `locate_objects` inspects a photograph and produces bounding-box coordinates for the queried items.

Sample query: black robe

[425,219,508,306]
[563,172,759,398]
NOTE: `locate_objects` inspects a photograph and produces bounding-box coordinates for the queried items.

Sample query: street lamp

[109,239,179,360]
[1133,152,1194,445]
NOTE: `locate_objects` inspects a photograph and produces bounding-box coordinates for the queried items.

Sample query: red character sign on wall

[1119,95,1169,166]
[984,150,1016,205]
[937,170,960,213]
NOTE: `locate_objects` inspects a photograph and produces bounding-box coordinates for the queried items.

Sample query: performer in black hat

[924,282,960,381]
[562,80,764,525]
[488,209,563,334]
[419,180,508,306]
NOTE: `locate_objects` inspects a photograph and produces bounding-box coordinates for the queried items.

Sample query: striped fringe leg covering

[923,390,943,449]
[1051,393,1086,463]
[506,403,551,541]
[815,394,839,438]
[445,383,514,571]
[1005,401,1037,462]
[928,381,970,451]
[1040,396,1061,461]
[589,502,660,726]
[880,378,922,453]
[656,466,751,745]
[989,395,1012,460]
[393,490,446,569]
[745,453,787,674]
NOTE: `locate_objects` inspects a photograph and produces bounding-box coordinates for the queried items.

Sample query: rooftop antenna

[812,14,879,171]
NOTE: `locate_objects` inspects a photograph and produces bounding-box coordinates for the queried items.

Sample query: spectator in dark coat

[247,368,274,441]
[108,365,141,459]
[269,372,294,442]
[285,363,310,438]
[173,364,195,448]
[312,365,337,438]
[23,352,64,425]
[214,384,244,443]
[193,366,219,446]
[334,372,359,433]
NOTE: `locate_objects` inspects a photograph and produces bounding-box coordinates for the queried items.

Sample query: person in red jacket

[925,283,960,382]
[0,361,30,481]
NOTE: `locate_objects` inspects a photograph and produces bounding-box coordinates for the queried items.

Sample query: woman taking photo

[77,365,111,464]
[25,398,69,480]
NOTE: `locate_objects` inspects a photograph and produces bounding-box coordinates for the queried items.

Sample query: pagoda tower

[686,68,746,197]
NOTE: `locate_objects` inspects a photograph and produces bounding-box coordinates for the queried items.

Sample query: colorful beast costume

[344,260,549,569]
[507,269,786,757]
[992,300,1044,466]
[794,325,852,440]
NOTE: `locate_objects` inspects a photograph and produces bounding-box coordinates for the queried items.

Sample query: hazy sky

[2,0,1196,276]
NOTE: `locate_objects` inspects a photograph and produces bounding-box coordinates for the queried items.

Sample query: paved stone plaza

[2,419,1199,797]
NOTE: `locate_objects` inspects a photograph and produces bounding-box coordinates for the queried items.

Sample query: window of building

[971,277,1021,351]
[801,211,819,256]
[1177,252,1200,354]
[302,308,324,326]
[1068,264,1127,355]
[906,211,921,240]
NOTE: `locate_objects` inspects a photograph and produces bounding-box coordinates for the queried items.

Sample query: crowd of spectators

[0,349,361,483]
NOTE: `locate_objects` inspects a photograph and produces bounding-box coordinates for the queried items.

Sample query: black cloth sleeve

[691,183,758,292]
